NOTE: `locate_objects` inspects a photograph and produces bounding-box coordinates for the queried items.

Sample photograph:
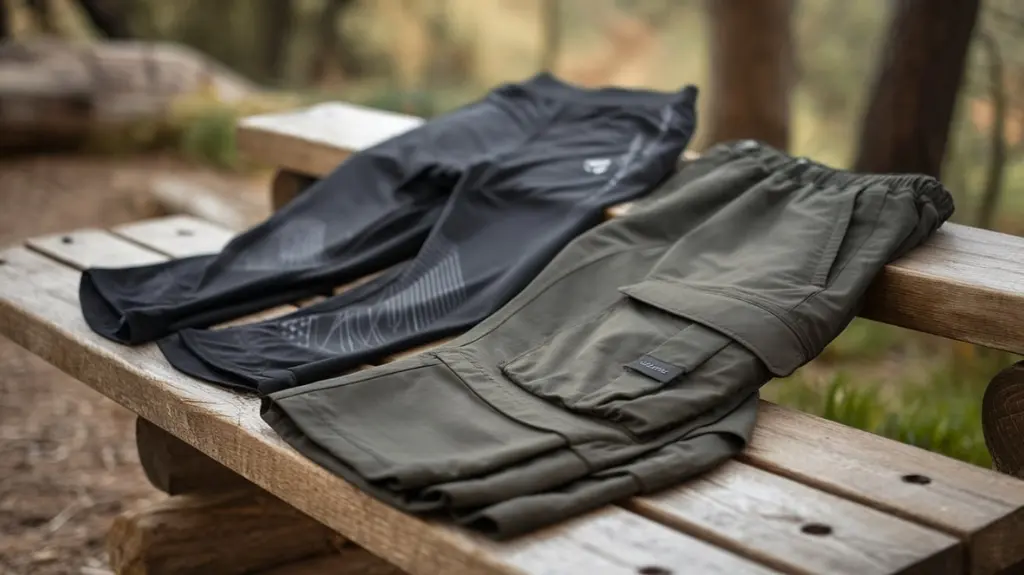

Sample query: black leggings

[79,73,698,391]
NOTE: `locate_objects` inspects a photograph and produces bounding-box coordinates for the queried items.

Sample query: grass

[763,319,1017,469]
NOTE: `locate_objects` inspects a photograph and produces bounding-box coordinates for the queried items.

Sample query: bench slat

[747,402,1024,575]
[0,245,780,575]
[237,103,1024,361]
[238,103,425,178]
[862,224,1024,356]
[627,460,961,575]
[113,215,236,258]
[27,229,166,268]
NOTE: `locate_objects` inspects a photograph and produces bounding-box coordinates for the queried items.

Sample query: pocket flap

[618,280,807,377]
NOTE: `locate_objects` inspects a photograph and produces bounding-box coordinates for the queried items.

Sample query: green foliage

[819,318,908,361]
[768,371,992,468]
[179,107,239,169]
[765,319,1016,469]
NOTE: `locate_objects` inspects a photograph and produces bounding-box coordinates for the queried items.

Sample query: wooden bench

[2,101,1024,575]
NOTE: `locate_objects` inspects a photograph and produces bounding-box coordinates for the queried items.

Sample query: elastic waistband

[708,140,955,217]
[512,72,697,108]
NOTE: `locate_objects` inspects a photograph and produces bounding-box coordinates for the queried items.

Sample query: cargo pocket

[499,286,733,434]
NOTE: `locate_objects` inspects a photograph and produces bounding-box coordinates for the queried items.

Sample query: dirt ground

[0,153,270,575]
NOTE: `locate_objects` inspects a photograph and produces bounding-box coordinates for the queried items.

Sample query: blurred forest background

[3,0,1024,469]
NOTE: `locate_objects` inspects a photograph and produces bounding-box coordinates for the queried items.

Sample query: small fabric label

[625,355,685,383]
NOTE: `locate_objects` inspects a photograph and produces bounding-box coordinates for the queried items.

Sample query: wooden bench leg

[108,418,404,574]
[106,488,345,575]
[135,418,252,495]
[271,170,317,211]
[983,361,1024,478]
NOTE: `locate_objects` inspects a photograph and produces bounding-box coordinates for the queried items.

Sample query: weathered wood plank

[113,215,235,259]
[238,103,1024,360]
[746,401,1024,575]
[627,460,961,575]
[237,103,424,178]
[0,246,779,575]
[107,488,344,575]
[860,222,1024,356]
[27,229,166,269]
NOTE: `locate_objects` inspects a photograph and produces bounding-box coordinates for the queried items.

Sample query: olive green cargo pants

[262,141,955,538]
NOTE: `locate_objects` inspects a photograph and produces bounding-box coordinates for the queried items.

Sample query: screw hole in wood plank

[800,523,833,536]
[902,474,932,485]
[61,236,73,244]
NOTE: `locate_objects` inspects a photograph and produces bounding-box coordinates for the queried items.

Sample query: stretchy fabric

[79,73,696,346]
[154,77,698,392]
[262,140,955,539]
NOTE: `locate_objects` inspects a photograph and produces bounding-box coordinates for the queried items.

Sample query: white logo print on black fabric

[276,234,468,353]
[583,158,612,175]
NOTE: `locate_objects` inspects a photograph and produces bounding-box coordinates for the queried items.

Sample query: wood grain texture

[746,401,1024,575]
[626,460,961,575]
[860,222,1024,356]
[984,361,1024,479]
[0,246,779,575]
[27,229,166,269]
[106,488,343,575]
[238,103,1024,358]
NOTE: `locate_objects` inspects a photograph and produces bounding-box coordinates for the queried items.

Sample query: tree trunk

[310,0,360,85]
[853,0,980,177]
[78,0,132,39]
[0,1,9,40]
[260,0,296,85]
[539,0,561,72]
[26,0,58,34]
[704,0,794,150]
[976,31,1007,230]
